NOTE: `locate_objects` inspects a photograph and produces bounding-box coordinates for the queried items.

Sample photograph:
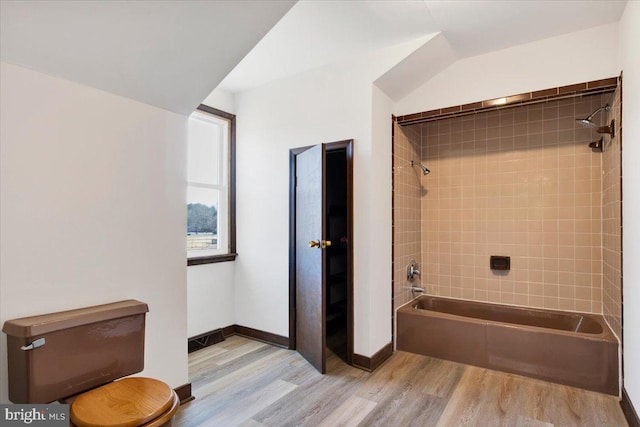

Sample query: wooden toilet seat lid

[71,377,175,427]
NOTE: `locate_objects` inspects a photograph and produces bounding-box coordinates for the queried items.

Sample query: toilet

[2,300,180,427]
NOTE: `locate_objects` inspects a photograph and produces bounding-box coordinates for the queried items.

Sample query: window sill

[187,253,237,266]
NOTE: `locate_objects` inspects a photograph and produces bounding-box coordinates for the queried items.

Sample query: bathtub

[396,295,618,395]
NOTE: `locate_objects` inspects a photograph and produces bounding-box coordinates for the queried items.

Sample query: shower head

[576,118,597,128]
[411,160,430,176]
[576,104,610,128]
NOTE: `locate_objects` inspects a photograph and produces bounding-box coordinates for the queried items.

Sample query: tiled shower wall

[392,123,422,312]
[403,94,611,313]
[602,84,622,338]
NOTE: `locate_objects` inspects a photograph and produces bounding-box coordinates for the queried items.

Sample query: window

[187,105,236,265]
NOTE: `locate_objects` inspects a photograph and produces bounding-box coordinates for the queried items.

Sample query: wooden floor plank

[252,367,362,426]
[236,419,267,427]
[190,344,278,384]
[200,379,298,427]
[192,347,288,398]
[317,395,377,427]
[359,388,447,427]
[176,348,299,426]
[176,336,628,427]
[516,415,554,427]
[420,357,466,399]
[207,339,267,366]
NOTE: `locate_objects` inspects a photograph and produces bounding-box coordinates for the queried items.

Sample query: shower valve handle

[407,260,421,280]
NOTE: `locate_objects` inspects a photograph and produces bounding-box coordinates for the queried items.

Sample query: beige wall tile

[393,91,621,325]
[601,85,622,339]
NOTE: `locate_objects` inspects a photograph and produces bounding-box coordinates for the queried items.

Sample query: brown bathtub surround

[602,83,622,340]
[413,93,610,313]
[392,122,423,312]
[397,296,619,395]
[395,77,618,125]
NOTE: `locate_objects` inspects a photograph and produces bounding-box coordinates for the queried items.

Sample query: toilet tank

[2,300,149,403]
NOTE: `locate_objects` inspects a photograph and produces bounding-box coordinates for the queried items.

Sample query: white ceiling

[219,0,627,94]
[1,1,627,112]
[218,0,438,93]
[0,0,295,115]
[374,32,458,102]
[426,0,627,58]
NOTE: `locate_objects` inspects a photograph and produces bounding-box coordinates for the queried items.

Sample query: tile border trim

[396,77,618,125]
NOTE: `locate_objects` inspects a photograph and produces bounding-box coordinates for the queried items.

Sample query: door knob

[309,240,331,249]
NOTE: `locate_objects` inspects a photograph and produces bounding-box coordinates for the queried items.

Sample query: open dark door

[295,144,326,373]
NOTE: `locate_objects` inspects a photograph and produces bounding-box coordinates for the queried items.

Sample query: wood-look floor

[175,336,627,427]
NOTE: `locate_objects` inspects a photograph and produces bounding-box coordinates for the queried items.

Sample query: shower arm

[410,160,430,175]
[586,105,609,121]
[597,119,615,138]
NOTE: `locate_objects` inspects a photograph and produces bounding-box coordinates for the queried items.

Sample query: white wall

[620,0,640,412]
[202,87,236,116]
[369,85,395,353]
[187,263,235,337]
[397,22,620,115]
[186,88,237,338]
[0,62,188,403]
[233,38,423,356]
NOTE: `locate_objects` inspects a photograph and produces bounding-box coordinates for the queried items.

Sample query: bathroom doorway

[289,139,353,374]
